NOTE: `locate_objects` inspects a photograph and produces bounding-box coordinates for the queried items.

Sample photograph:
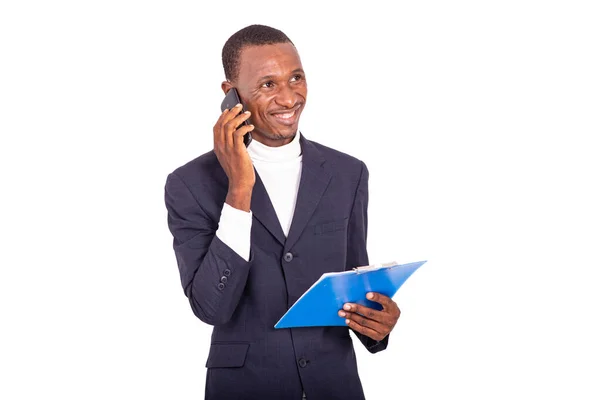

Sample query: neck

[251,133,295,147]
[247,131,301,162]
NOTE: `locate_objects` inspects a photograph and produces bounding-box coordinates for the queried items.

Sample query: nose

[274,84,296,109]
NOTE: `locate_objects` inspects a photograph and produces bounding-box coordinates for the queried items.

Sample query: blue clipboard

[274,260,426,328]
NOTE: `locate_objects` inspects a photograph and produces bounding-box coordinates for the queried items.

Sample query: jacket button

[298,358,307,368]
[217,283,225,290]
[220,276,228,283]
[223,269,231,277]
[284,252,294,262]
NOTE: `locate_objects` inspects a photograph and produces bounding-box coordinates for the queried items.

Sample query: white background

[1,1,599,399]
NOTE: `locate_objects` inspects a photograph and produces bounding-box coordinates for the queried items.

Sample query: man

[164,25,401,400]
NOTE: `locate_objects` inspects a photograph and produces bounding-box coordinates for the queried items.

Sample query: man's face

[224,42,307,147]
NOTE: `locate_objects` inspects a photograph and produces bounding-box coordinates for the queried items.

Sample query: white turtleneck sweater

[216,132,303,261]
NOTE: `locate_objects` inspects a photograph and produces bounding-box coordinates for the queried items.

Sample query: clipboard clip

[352,261,397,274]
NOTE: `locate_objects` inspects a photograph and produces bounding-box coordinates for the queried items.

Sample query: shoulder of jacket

[307,139,366,174]
[170,150,219,178]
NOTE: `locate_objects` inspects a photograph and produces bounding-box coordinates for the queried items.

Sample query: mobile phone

[220,88,252,147]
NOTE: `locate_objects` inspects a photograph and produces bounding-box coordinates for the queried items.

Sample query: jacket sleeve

[165,172,252,326]
[346,162,390,354]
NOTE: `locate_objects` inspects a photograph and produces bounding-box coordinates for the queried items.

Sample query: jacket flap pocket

[205,343,250,368]
[313,217,348,235]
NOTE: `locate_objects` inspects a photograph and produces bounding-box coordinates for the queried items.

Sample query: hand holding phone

[220,88,252,147]
[213,92,255,211]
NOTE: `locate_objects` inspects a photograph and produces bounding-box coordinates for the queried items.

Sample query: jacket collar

[251,133,332,249]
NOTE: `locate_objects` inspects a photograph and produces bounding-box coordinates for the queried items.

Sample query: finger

[232,123,254,148]
[340,310,386,333]
[224,110,251,133]
[366,293,401,320]
[224,111,251,147]
[345,318,385,342]
[222,103,245,126]
[341,303,386,324]
[223,103,243,118]
[220,104,244,145]
[365,292,396,312]
[214,108,229,146]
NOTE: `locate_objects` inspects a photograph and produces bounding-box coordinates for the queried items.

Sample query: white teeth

[275,111,294,119]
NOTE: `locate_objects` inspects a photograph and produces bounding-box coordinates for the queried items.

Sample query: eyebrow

[257,68,305,82]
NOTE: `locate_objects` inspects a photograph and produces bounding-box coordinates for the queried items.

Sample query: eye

[291,74,304,82]
[261,81,275,88]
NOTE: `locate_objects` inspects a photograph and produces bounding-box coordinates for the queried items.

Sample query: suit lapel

[251,171,286,246]
[284,134,332,252]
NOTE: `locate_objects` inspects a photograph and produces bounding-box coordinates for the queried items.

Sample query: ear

[221,81,233,95]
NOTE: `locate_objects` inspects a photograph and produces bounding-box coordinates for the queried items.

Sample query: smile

[270,106,301,126]
[274,111,295,119]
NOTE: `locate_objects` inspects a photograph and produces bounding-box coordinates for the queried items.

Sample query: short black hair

[222,24,294,82]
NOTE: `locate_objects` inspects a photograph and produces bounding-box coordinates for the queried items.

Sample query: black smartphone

[220,88,252,147]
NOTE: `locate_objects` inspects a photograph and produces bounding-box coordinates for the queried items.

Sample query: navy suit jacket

[165,134,388,400]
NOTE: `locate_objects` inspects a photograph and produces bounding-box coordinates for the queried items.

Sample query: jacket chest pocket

[206,342,250,368]
[313,217,348,235]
